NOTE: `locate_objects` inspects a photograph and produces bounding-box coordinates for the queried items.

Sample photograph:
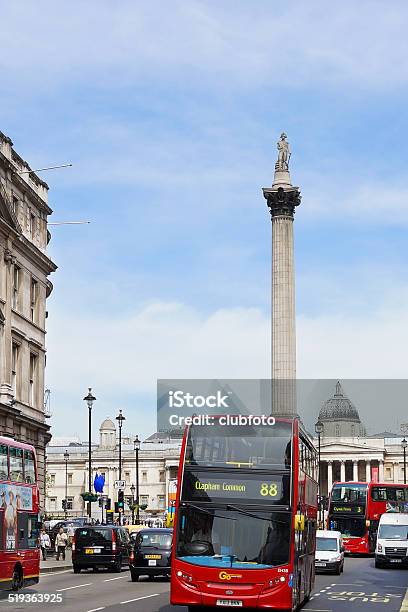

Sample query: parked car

[129,528,172,581]
[72,526,131,573]
[375,512,408,568]
[315,529,344,575]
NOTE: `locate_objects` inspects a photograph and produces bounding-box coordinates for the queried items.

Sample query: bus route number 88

[260,483,278,497]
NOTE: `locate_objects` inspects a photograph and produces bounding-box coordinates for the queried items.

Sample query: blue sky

[1,1,408,438]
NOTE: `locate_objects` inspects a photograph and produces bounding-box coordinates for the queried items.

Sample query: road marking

[120,594,159,605]
[40,570,72,577]
[104,576,125,582]
[87,608,105,612]
[400,589,408,612]
[57,583,92,592]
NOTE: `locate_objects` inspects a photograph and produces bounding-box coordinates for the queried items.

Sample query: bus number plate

[216,600,243,607]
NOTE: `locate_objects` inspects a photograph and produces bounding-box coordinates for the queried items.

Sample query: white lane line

[87,608,105,612]
[40,570,72,577]
[104,576,125,582]
[57,582,93,592]
[120,594,159,605]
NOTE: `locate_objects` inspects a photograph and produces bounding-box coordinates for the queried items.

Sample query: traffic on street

[0,556,406,612]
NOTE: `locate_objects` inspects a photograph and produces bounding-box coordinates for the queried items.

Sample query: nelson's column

[263,133,301,416]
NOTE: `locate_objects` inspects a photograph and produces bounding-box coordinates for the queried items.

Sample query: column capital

[263,186,301,219]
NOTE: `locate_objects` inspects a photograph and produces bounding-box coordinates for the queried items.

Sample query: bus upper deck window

[9,447,23,482]
[24,451,35,484]
[0,445,8,481]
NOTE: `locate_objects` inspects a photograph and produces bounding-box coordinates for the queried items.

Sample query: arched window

[335,425,340,437]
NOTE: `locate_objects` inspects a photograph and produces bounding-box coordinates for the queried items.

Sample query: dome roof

[319,381,361,422]
[100,418,116,431]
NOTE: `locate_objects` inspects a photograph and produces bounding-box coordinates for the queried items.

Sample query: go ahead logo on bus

[169,390,230,409]
[219,571,242,581]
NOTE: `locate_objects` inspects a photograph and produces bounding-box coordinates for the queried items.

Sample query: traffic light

[62,499,66,510]
[105,497,111,510]
[118,490,124,513]
[114,502,119,513]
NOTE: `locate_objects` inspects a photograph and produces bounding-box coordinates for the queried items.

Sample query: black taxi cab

[129,528,172,581]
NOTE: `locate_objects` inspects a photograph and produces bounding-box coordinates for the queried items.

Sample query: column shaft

[366,461,371,482]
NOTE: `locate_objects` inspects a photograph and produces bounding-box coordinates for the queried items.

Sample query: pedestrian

[67,522,75,547]
[40,529,51,561]
[55,527,68,560]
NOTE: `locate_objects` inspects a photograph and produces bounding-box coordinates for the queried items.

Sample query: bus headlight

[377,544,382,553]
[176,570,198,589]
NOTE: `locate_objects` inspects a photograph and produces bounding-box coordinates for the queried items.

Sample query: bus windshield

[176,506,291,569]
[331,484,367,503]
[185,422,292,470]
[329,517,365,537]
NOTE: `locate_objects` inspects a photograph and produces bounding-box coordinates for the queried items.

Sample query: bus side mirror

[295,514,305,531]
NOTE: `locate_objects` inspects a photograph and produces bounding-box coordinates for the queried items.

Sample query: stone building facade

[0,132,57,506]
[45,419,180,521]
[314,382,407,495]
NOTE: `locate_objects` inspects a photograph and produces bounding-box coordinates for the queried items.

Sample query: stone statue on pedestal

[276,132,291,171]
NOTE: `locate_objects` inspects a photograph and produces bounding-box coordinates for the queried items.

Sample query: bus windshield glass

[331,484,367,504]
[184,422,292,470]
[328,517,365,537]
[176,506,291,569]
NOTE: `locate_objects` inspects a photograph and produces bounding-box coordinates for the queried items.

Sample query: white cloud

[47,294,408,399]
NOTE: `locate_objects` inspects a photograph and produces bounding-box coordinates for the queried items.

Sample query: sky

[1,1,408,440]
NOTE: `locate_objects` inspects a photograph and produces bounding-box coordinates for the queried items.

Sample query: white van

[315,530,344,574]
[375,512,408,568]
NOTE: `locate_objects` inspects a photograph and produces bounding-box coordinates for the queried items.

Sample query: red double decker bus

[327,481,408,554]
[170,417,318,611]
[0,436,40,590]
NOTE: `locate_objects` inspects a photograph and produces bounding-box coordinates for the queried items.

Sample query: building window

[49,474,56,486]
[125,471,130,482]
[142,471,147,483]
[49,497,57,510]
[159,470,165,482]
[66,497,74,510]
[67,473,73,485]
[12,265,20,310]
[385,467,392,479]
[351,424,355,436]
[11,343,19,397]
[335,425,340,437]
[29,211,35,237]
[30,278,38,322]
[158,495,165,509]
[29,354,38,407]
[12,195,18,214]
[140,495,149,506]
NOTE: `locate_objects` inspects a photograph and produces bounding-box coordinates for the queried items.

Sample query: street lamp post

[134,435,141,524]
[402,438,407,485]
[315,420,324,527]
[83,388,96,518]
[64,450,69,520]
[116,410,126,525]
[130,484,136,525]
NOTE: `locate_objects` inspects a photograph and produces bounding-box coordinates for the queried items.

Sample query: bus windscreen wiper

[181,501,237,520]
[226,504,288,526]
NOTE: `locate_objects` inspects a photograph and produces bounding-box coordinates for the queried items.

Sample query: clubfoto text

[168,414,276,427]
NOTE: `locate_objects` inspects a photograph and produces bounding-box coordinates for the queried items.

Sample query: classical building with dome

[318,381,366,438]
[313,381,407,496]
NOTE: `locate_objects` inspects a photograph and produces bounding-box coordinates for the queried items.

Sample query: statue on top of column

[276,132,291,171]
